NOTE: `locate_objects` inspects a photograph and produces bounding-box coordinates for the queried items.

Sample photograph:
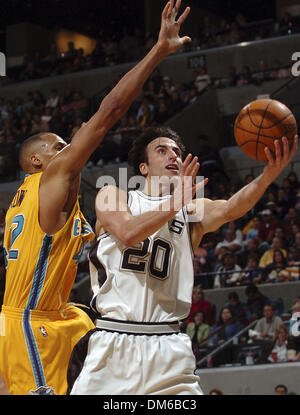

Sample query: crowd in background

[0,48,294,172]
[1,11,299,87]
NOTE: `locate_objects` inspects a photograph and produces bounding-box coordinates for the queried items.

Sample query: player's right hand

[157,0,192,56]
[172,154,208,211]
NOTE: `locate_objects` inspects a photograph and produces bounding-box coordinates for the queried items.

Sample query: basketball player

[0,0,191,395]
[68,125,297,395]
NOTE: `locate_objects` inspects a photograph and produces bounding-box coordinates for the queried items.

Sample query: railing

[196,319,258,368]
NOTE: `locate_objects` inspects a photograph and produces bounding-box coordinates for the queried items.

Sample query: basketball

[234,99,298,162]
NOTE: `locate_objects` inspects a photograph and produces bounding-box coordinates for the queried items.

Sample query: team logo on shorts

[29,386,55,395]
[40,326,48,337]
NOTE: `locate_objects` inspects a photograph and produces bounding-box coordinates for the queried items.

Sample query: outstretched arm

[39,0,192,234]
[190,136,298,250]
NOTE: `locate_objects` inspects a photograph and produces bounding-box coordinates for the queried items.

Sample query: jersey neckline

[134,190,172,201]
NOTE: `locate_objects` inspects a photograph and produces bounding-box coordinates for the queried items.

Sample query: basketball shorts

[68,318,203,395]
[0,304,95,395]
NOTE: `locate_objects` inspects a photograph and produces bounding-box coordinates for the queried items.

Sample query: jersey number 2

[4,214,25,265]
[121,237,171,280]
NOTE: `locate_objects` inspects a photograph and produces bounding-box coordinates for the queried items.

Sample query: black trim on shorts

[66,328,97,395]
[95,327,179,337]
[95,316,180,336]
[97,316,180,326]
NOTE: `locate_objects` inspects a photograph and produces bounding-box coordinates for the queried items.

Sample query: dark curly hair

[128,126,186,175]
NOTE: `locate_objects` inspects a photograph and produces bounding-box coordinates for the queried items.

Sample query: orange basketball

[234,99,297,162]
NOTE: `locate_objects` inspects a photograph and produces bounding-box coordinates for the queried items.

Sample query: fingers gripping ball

[234,99,298,162]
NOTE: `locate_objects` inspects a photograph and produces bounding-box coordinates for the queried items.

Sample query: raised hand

[172,154,208,211]
[263,135,298,182]
[157,0,192,56]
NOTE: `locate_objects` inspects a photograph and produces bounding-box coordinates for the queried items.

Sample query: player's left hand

[157,0,192,56]
[263,135,298,181]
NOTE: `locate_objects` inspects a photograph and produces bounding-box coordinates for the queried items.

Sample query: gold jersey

[3,173,94,311]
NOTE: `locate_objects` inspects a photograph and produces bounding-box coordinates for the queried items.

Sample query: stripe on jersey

[26,235,53,310]
[22,309,47,390]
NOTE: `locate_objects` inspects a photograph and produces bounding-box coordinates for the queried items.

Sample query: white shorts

[67,319,203,395]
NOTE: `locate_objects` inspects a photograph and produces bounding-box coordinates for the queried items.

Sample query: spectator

[282,177,297,203]
[283,207,300,240]
[264,249,288,283]
[213,246,230,274]
[287,171,300,193]
[253,304,283,341]
[244,284,270,321]
[70,91,89,115]
[239,237,260,268]
[31,112,49,134]
[273,226,289,250]
[143,79,160,102]
[292,231,300,252]
[186,310,211,358]
[258,208,280,243]
[213,252,242,288]
[183,87,198,105]
[259,236,287,268]
[237,254,263,286]
[158,76,175,99]
[276,187,290,218]
[136,97,155,127]
[209,307,243,346]
[268,325,293,363]
[245,216,261,241]
[194,67,211,94]
[236,65,253,86]
[224,291,248,324]
[187,286,214,325]
[169,90,185,114]
[153,100,170,124]
[193,246,211,289]
[274,384,288,395]
[215,228,242,256]
[269,59,289,79]
[277,247,300,282]
[252,60,270,85]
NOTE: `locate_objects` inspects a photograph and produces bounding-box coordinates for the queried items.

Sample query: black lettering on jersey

[169,219,184,235]
[121,238,150,272]
[10,190,27,208]
[121,237,172,280]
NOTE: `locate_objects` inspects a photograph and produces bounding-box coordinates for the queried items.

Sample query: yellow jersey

[3,172,94,311]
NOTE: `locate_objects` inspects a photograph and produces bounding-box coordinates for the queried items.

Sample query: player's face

[38,134,67,167]
[140,137,182,179]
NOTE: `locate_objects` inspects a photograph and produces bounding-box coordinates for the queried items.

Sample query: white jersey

[89,189,195,323]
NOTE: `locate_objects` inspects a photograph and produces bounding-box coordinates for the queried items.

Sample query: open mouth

[166,164,179,171]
